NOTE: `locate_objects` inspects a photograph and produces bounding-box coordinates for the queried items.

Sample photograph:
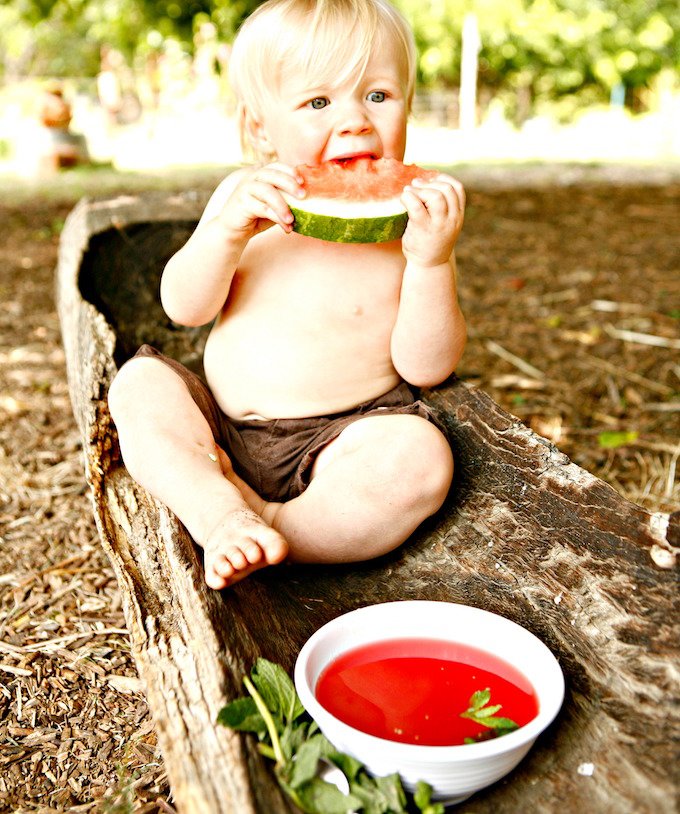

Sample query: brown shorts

[134,344,445,503]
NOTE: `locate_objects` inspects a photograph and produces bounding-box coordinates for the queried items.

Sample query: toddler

[108,0,467,589]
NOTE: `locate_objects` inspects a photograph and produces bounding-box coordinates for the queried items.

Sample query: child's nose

[336,105,372,136]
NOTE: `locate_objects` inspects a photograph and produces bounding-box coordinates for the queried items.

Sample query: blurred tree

[396,0,680,118]
[1,0,679,120]
[0,0,261,78]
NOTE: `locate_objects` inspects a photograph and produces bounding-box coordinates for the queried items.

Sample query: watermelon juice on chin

[283,157,438,244]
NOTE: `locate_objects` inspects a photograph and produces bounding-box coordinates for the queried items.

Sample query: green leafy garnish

[460,688,519,744]
[413,781,446,814]
[217,658,444,814]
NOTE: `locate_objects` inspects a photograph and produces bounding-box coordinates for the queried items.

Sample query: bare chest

[226,230,405,325]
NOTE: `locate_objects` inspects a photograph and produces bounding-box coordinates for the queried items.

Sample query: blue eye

[309,97,329,109]
[367,91,386,103]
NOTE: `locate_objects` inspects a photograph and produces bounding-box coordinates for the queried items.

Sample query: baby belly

[203,319,399,419]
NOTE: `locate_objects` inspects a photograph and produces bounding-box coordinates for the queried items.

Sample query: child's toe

[262,529,288,564]
[212,552,235,575]
[241,539,264,564]
[225,546,249,570]
[206,556,234,589]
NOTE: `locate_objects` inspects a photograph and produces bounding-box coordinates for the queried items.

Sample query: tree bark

[57,194,679,814]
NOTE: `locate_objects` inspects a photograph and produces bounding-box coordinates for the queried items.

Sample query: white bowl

[294,600,564,804]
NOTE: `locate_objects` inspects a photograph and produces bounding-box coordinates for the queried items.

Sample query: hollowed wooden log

[56,193,678,814]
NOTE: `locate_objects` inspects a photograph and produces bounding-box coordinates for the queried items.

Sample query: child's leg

[263,413,453,563]
[107,356,288,589]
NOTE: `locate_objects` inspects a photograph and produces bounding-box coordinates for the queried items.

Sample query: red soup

[315,638,538,746]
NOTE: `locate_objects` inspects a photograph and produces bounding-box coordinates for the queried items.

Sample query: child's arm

[160,163,304,326]
[390,174,467,387]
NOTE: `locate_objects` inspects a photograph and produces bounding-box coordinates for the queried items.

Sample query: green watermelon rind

[288,205,408,244]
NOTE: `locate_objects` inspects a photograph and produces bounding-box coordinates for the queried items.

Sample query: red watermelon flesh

[295,157,439,201]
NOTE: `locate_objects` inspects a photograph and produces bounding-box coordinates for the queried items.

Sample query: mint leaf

[373,773,408,812]
[413,780,431,808]
[281,718,314,762]
[460,688,519,740]
[279,723,296,763]
[251,658,305,725]
[216,697,267,735]
[325,750,363,784]
[350,771,408,814]
[474,703,502,718]
[483,716,519,732]
[468,688,490,710]
[348,781,386,814]
[289,734,326,790]
[414,780,445,814]
[289,776,362,814]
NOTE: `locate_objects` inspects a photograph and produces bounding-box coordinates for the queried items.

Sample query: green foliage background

[1,0,679,114]
[403,0,680,114]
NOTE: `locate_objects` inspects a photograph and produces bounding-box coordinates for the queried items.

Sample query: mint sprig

[460,688,519,744]
[217,658,445,814]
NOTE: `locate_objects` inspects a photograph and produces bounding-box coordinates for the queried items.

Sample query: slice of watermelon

[284,157,438,244]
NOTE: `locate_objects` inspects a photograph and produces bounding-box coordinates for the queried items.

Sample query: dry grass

[454,180,680,516]
[0,190,177,813]
[0,165,678,812]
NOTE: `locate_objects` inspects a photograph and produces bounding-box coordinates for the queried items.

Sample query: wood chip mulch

[1,199,173,813]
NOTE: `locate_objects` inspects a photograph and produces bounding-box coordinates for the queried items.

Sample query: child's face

[256,37,408,166]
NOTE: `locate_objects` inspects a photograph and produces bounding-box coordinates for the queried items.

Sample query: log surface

[57,194,679,814]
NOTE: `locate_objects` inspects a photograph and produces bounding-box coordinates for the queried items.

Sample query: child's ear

[244,110,274,156]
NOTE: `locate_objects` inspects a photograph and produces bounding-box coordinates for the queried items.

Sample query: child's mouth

[331,153,378,165]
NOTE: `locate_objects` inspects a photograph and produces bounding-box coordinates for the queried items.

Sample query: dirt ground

[0,165,678,813]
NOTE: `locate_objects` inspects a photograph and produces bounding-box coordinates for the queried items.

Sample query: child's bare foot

[213,444,267,515]
[192,444,288,588]
[202,506,288,590]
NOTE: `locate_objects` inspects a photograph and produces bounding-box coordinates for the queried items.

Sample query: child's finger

[249,178,292,208]
[269,161,306,189]
[413,176,465,213]
[267,161,303,182]
[412,178,455,203]
[403,185,449,220]
[435,175,465,211]
[254,165,305,198]
[400,186,430,223]
[248,181,295,228]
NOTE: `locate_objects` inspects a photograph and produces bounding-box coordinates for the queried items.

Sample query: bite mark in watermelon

[284,157,438,244]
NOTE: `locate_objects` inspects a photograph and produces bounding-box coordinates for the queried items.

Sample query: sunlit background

[1,0,679,176]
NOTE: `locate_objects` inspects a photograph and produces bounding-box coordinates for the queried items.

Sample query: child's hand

[218,162,305,241]
[400,174,465,266]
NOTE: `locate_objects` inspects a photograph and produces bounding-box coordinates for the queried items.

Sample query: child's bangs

[279,22,375,96]
[288,0,416,103]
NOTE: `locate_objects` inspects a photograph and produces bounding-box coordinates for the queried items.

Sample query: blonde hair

[229,0,417,161]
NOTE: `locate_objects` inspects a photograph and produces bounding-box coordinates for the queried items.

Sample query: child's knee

[108,359,139,417]
[374,416,452,513]
[402,419,453,509]
[108,357,165,422]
